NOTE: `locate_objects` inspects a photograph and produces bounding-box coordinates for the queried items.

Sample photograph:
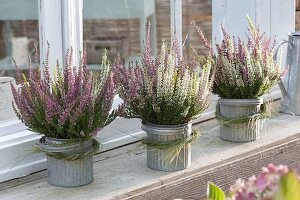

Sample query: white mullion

[170,0,183,58]
[39,0,83,72]
[61,0,83,65]
[38,0,64,75]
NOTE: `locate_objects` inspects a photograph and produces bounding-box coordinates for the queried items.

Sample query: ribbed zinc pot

[218,98,263,143]
[42,137,94,187]
[141,122,191,172]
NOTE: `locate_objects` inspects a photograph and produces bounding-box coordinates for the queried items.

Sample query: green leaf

[207,182,226,200]
[274,172,300,200]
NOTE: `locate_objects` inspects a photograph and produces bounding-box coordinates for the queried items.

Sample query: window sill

[1,108,299,199]
[0,89,282,183]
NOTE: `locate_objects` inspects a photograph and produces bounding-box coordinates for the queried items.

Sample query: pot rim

[219,97,263,105]
[141,121,192,136]
[39,137,93,153]
[142,121,191,128]
[45,137,83,142]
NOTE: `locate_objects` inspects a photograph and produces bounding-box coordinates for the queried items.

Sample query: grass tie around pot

[143,130,201,165]
[142,130,201,150]
[215,100,275,127]
[34,137,101,161]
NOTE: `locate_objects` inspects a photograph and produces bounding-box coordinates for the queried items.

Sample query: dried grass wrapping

[34,137,100,161]
[143,130,201,164]
[215,100,276,128]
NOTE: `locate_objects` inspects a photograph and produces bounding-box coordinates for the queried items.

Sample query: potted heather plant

[208,163,300,200]
[194,17,282,142]
[11,47,117,187]
[114,25,214,172]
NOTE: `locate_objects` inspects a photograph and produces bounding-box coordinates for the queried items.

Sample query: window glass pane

[0,0,39,122]
[182,0,211,56]
[181,0,216,114]
[83,0,171,146]
[83,0,170,67]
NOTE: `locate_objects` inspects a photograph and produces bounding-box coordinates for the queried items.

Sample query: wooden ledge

[0,113,300,200]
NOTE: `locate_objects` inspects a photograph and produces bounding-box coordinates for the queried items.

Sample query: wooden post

[212,0,295,44]
[171,0,183,58]
[38,0,83,74]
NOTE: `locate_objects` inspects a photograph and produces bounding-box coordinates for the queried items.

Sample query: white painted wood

[0,0,84,184]
[38,0,63,75]
[0,130,45,183]
[270,0,295,39]
[212,0,295,43]
[256,0,271,34]
[0,119,26,137]
[39,0,83,74]
[171,0,183,57]
[61,0,83,66]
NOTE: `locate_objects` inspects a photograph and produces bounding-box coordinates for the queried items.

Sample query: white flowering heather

[114,25,214,125]
[195,17,282,99]
[11,46,117,140]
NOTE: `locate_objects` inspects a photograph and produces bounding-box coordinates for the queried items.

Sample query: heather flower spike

[11,45,117,140]
[194,17,282,99]
[113,23,214,125]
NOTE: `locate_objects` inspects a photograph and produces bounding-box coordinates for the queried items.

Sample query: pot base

[47,155,93,187]
[220,123,260,143]
[146,144,191,172]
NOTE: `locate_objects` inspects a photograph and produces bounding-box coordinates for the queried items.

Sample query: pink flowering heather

[194,16,282,99]
[11,45,117,140]
[229,164,298,200]
[113,24,214,125]
[208,164,300,200]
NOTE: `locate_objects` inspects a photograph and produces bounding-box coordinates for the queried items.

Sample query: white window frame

[0,0,291,183]
[0,0,84,182]
[0,0,189,183]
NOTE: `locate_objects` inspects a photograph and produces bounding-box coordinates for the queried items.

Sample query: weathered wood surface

[124,133,300,200]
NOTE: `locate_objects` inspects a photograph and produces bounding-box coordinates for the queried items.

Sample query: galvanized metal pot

[218,98,263,143]
[141,122,191,172]
[43,137,93,187]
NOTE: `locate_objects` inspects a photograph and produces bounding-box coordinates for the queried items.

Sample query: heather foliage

[11,46,117,140]
[114,25,214,125]
[195,17,282,99]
